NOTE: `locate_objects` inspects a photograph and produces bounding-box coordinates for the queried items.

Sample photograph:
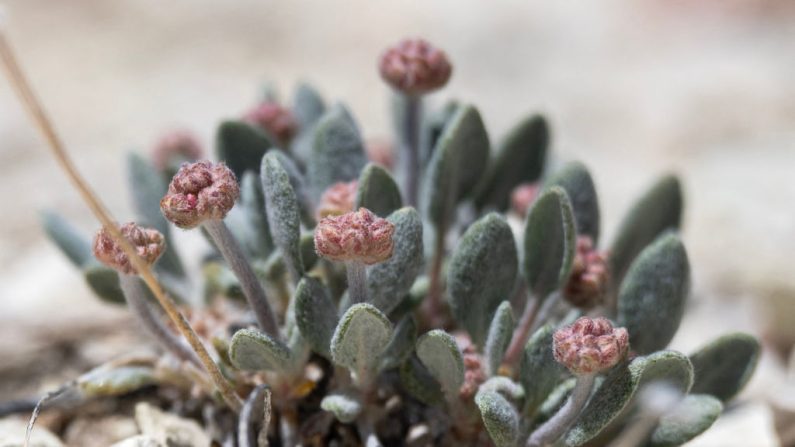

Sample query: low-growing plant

[3,32,760,447]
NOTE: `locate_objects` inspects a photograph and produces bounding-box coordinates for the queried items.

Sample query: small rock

[135,402,211,447]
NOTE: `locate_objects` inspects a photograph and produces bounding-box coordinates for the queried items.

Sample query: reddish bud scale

[243,102,297,144]
[160,160,240,229]
[553,317,629,375]
[316,180,358,220]
[314,208,395,265]
[379,38,452,96]
[93,223,165,275]
[563,236,610,309]
[151,130,203,171]
[456,334,487,401]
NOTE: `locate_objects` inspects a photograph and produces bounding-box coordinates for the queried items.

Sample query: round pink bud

[160,160,240,229]
[243,101,297,145]
[151,130,203,172]
[93,223,165,275]
[366,138,395,170]
[563,236,610,309]
[510,183,540,217]
[314,207,395,265]
[553,317,629,375]
[379,38,452,96]
[316,180,358,220]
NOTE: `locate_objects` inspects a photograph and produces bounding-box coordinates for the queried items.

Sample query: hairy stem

[346,260,368,305]
[400,95,422,207]
[421,229,446,327]
[203,219,280,338]
[119,274,200,366]
[0,27,242,415]
[526,373,596,447]
[503,292,541,366]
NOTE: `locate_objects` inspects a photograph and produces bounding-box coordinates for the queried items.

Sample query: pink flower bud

[93,223,165,275]
[563,236,610,309]
[151,130,203,171]
[243,101,297,145]
[379,38,452,96]
[455,332,487,401]
[510,183,540,217]
[160,160,240,229]
[314,208,395,265]
[553,317,629,375]
[316,180,358,220]
[366,138,395,170]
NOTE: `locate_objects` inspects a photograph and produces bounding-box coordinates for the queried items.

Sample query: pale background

[1,1,794,445]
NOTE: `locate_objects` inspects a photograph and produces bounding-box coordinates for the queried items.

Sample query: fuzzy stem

[526,373,596,447]
[400,95,422,207]
[0,28,243,415]
[421,229,446,327]
[503,293,541,366]
[119,274,200,366]
[346,260,368,305]
[203,219,280,338]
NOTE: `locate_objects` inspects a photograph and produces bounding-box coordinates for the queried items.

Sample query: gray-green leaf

[484,301,515,377]
[216,120,274,179]
[239,171,274,259]
[321,393,362,424]
[520,324,565,417]
[356,163,403,218]
[294,277,338,358]
[610,175,683,288]
[474,114,549,211]
[564,350,694,446]
[261,152,303,282]
[292,82,326,130]
[84,263,126,305]
[447,213,518,345]
[330,303,393,380]
[78,366,158,397]
[545,161,600,244]
[617,233,690,355]
[475,390,520,447]
[649,394,723,447]
[399,356,445,406]
[40,210,92,267]
[523,186,577,298]
[229,328,291,373]
[689,333,760,402]
[366,207,424,315]
[308,107,367,201]
[416,329,465,399]
[380,316,417,371]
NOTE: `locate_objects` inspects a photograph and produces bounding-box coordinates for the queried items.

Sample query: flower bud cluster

[553,317,629,375]
[314,208,395,265]
[93,223,165,275]
[160,161,239,229]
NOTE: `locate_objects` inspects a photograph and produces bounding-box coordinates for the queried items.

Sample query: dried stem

[202,219,280,337]
[526,373,595,447]
[400,95,422,207]
[345,260,368,304]
[119,274,201,366]
[0,27,242,414]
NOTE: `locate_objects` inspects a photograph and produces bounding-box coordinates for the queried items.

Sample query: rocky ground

[1,1,794,445]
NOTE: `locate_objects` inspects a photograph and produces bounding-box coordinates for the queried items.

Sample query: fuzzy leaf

[545,161,600,244]
[474,114,549,210]
[611,175,683,287]
[380,316,417,371]
[240,171,274,258]
[400,356,445,405]
[366,207,424,315]
[299,233,318,272]
[520,324,565,416]
[689,333,760,402]
[447,213,518,345]
[423,101,459,168]
[416,329,465,398]
[266,150,315,227]
[475,390,520,447]
[479,377,525,401]
[216,120,274,179]
[126,153,171,236]
[321,393,362,424]
[564,350,694,446]
[84,263,126,305]
[40,210,92,267]
[294,277,338,358]
[229,328,291,373]
[261,152,303,281]
[78,366,157,397]
[484,301,515,377]
[308,107,367,201]
[523,186,577,298]
[617,233,690,355]
[649,394,722,447]
[330,303,393,378]
[356,163,402,218]
[292,82,326,129]
[421,105,490,231]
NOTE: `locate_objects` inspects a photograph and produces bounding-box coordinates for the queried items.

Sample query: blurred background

[1,1,794,445]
